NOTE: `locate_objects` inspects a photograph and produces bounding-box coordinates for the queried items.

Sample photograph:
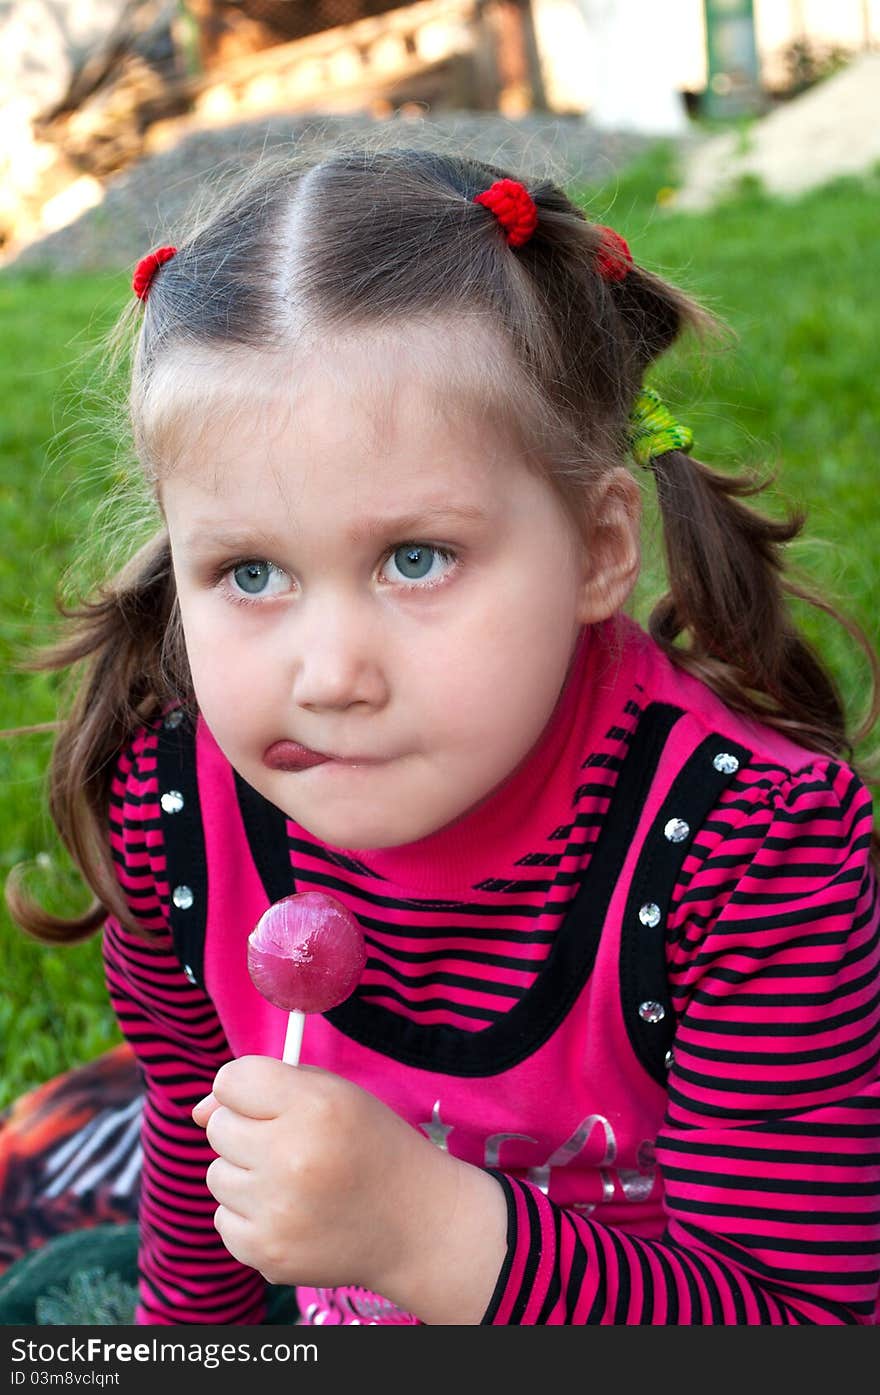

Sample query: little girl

[10,145,880,1325]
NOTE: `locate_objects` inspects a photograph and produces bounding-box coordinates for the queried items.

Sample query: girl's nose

[289,592,387,712]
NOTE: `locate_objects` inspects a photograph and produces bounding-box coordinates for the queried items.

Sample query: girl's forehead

[147,318,527,480]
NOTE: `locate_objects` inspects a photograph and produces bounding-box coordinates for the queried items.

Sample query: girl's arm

[465,757,880,1324]
[103,729,266,1326]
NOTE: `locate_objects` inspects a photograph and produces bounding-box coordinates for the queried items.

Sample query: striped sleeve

[103,725,267,1325]
[482,758,880,1324]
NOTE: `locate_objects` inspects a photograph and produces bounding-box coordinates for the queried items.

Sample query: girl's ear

[575,468,641,625]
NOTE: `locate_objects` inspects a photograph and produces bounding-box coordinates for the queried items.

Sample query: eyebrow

[181,503,490,554]
[346,503,490,542]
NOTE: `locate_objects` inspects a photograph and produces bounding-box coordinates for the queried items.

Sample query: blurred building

[2,0,879,255]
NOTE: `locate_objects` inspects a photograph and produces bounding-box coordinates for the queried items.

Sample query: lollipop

[247,892,367,1065]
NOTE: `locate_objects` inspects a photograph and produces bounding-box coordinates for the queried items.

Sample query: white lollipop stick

[282,1009,306,1066]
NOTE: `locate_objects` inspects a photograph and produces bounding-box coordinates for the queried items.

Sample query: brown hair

[7,141,879,942]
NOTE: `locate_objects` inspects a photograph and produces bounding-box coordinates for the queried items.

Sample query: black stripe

[723,858,869,880]
[619,732,753,1085]
[359,986,506,1022]
[535,1205,564,1323]
[667,1197,880,1225]
[652,1242,679,1324]
[772,806,851,826]
[561,1211,588,1321]
[658,1136,880,1166]
[480,1169,516,1324]
[358,917,558,940]
[585,1238,607,1322]
[762,833,871,852]
[671,1017,880,1067]
[634,1240,655,1324]
[728,870,867,904]
[672,1045,880,1095]
[154,711,208,988]
[754,1117,880,1137]
[690,932,878,980]
[670,981,880,1035]
[291,863,573,913]
[666,1054,880,1110]
[103,926,172,960]
[688,955,878,1007]
[669,1219,875,1293]
[682,1245,725,1324]
[149,1122,221,1154]
[686,929,857,960]
[511,1182,544,1323]
[363,961,531,996]
[677,1244,707,1324]
[233,768,292,903]
[661,1166,880,1195]
[609,1227,632,1323]
[362,943,548,969]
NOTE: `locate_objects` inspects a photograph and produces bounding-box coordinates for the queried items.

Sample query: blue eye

[394,546,434,580]
[231,561,281,595]
[386,545,455,585]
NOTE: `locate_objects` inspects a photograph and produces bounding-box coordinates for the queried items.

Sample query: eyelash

[212,543,460,607]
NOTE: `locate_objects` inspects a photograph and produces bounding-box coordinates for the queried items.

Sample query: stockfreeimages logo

[10,1338,318,1371]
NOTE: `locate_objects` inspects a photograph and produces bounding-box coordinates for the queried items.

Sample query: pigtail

[597,253,880,867]
[5,529,191,944]
[648,446,880,748]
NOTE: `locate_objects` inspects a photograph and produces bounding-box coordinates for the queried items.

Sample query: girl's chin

[257,786,408,847]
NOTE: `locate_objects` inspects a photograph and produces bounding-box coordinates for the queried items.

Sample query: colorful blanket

[0,1045,141,1322]
[0,1045,302,1325]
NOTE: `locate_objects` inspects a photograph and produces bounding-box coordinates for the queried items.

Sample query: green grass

[2,147,879,1110]
[0,272,133,1107]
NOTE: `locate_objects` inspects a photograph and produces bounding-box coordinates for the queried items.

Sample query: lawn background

[2,145,879,1110]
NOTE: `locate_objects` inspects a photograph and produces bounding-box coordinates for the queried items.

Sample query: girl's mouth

[263,742,333,771]
[263,742,390,771]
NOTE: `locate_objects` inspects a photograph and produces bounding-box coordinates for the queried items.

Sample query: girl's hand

[191,1056,506,1320]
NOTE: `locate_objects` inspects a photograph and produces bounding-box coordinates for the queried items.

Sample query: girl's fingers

[203,1103,261,1168]
[205,1156,251,1213]
[210,1055,300,1118]
[192,1091,219,1126]
[211,1204,251,1264]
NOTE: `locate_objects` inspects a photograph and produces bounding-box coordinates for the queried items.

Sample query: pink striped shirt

[103,614,880,1324]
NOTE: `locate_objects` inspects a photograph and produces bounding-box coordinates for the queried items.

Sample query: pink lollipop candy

[248,892,366,1064]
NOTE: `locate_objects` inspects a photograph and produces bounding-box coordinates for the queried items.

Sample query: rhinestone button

[183,963,196,984]
[164,709,184,730]
[639,1000,666,1024]
[664,817,690,843]
[160,790,184,815]
[713,751,739,774]
[638,902,661,928]
[172,884,194,910]
[664,1048,675,1069]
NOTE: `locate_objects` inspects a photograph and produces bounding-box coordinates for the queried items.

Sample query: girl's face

[162,326,640,851]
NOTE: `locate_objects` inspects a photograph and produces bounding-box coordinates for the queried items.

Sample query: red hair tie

[594,226,632,283]
[473,178,538,249]
[132,245,177,301]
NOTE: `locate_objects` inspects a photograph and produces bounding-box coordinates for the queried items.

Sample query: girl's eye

[229,561,289,597]
[381,544,456,587]
[222,546,457,601]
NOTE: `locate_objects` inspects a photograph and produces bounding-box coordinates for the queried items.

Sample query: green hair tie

[628,387,693,467]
